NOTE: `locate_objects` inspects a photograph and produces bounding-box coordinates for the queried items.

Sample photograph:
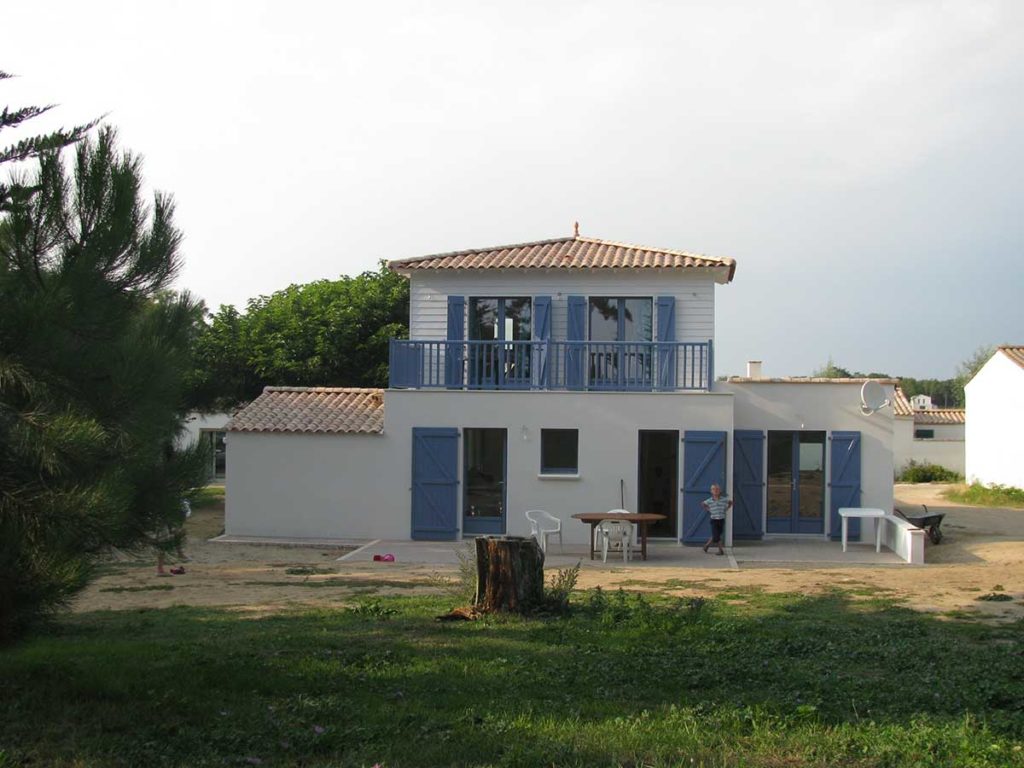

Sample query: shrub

[897,461,963,483]
[545,561,581,612]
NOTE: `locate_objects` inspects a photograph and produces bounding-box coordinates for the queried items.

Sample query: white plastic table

[838,507,887,553]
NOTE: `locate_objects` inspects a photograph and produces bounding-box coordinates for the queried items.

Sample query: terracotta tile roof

[892,385,913,417]
[389,235,737,282]
[998,345,1024,370]
[914,409,965,425]
[227,387,384,434]
[726,377,898,385]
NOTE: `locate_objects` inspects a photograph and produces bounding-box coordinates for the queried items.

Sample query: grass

[1,589,1023,767]
[190,485,225,509]
[944,483,1024,509]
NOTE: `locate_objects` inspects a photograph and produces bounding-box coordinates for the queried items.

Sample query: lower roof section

[227,387,385,434]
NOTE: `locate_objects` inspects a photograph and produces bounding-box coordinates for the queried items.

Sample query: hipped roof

[389,235,736,283]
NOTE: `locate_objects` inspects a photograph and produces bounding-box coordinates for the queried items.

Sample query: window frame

[539,428,579,476]
[587,296,653,342]
[467,296,533,341]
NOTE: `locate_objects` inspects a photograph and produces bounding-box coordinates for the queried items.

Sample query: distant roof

[389,235,736,283]
[726,377,898,385]
[892,385,913,417]
[997,345,1024,371]
[227,387,384,434]
[914,409,965,425]
[893,385,964,423]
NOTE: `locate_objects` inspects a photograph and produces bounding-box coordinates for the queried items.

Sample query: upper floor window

[469,297,532,341]
[589,297,652,341]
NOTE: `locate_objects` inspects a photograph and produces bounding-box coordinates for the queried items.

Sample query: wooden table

[571,512,667,561]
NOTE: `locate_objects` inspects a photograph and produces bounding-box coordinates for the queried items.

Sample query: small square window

[541,429,578,475]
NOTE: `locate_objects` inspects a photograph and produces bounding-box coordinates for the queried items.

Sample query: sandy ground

[75,484,1024,623]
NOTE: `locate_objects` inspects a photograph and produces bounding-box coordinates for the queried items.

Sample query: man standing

[701,484,732,556]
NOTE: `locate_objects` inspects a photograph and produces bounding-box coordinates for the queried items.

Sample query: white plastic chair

[525,510,562,553]
[596,519,634,563]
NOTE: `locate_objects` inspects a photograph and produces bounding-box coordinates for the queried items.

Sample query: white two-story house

[225,233,896,549]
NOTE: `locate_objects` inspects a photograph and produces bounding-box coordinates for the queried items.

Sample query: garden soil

[74,484,1024,623]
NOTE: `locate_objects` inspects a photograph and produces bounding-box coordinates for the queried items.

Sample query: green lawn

[1,589,1022,767]
[944,483,1024,510]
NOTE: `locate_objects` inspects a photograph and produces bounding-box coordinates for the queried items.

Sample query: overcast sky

[5,1,1022,378]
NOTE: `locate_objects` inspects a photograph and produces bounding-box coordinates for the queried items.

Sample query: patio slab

[733,537,904,565]
[340,539,755,569]
[215,535,906,568]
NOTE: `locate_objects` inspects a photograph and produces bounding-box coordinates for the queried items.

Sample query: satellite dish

[860,380,891,415]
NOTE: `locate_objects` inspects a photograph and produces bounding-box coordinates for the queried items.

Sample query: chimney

[746,360,763,378]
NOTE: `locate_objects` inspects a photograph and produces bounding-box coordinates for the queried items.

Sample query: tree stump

[474,536,545,613]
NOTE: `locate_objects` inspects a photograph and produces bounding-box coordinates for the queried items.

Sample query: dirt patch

[74,484,1024,623]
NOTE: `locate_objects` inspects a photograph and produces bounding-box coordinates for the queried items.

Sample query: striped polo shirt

[703,496,730,520]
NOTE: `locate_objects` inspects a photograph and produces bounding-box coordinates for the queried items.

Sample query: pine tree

[0,126,207,641]
[0,71,98,211]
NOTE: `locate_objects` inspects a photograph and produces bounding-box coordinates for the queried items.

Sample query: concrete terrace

[329,537,904,569]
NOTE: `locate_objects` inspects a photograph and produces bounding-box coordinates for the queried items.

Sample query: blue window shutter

[534,296,552,388]
[829,431,862,541]
[445,296,465,388]
[732,430,764,539]
[565,295,586,390]
[656,296,676,390]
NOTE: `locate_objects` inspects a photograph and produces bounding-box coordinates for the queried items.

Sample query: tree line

[811,347,994,408]
[185,265,408,412]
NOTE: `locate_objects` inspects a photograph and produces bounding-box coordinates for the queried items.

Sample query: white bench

[879,513,926,565]
[838,507,926,565]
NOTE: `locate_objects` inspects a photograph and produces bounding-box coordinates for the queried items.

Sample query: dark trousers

[709,518,725,544]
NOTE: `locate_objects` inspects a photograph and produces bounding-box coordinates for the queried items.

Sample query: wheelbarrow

[894,504,945,544]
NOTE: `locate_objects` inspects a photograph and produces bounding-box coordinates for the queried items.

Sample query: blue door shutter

[682,431,727,544]
[829,431,862,541]
[534,296,552,388]
[445,296,465,388]
[656,295,676,390]
[732,430,764,539]
[566,295,586,390]
[411,427,459,540]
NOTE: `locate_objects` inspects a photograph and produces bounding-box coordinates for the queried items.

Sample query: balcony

[389,339,713,392]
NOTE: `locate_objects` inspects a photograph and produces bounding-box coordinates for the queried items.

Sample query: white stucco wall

[892,418,965,475]
[226,432,406,540]
[226,390,734,545]
[719,381,895,541]
[179,412,232,448]
[227,383,896,546]
[966,352,1024,487]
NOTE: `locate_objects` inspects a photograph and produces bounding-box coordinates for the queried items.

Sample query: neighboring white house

[226,233,896,548]
[910,393,933,411]
[965,346,1024,488]
[180,412,233,481]
[891,386,965,476]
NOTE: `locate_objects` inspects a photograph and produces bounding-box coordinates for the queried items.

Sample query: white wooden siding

[408,270,717,345]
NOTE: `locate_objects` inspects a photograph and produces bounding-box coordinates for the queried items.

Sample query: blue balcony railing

[389,339,713,392]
